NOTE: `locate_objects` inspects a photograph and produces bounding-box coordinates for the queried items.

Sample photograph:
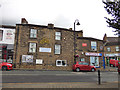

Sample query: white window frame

[55,32,61,40]
[29,43,36,53]
[30,29,37,38]
[115,46,119,51]
[107,47,111,52]
[56,60,67,66]
[91,41,97,51]
[55,45,61,54]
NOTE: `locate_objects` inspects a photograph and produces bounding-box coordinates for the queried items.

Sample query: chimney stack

[21,18,28,24]
[48,23,54,29]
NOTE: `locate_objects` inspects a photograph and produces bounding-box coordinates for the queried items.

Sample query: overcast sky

[0,0,117,40]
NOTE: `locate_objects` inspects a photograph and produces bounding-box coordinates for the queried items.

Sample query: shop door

[90,57,99,67]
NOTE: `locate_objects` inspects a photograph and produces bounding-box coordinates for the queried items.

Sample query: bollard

[98,70,101,85]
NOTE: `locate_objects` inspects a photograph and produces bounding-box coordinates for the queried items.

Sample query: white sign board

[0,28,15,44]
[39,47,51,53]
[22,55,33,63]
[36,59,43,64]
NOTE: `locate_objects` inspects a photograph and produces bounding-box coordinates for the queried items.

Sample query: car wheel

[91,68,95,72]
[2,66,7,71]
[76,68,80,72]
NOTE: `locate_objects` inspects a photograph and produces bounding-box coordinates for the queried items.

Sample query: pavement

[96,66,118,72]
[2,81,119,88]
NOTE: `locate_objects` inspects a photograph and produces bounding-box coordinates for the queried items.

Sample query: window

[55,45,61,54]
[0,30,3,41]
[29,43,36,53]
[116,46,119,51]
[80,58,85,61]
[56,60,67,66]
[55,32,61,40]
[90,57,99,67]
[83,62,89,65]
[91,41,97,51]
[30,29,37,38]
[107,47,111,52]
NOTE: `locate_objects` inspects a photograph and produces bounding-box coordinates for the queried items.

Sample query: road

[1,70,119,88]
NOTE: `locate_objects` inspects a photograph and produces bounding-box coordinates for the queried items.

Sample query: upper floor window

[55,45,61,54]
[55,32,61,40]
[107,47,111,52]
[29,43,36,53]
[91,41,97,51]
[30,29,37,38]
[116,46,119,51]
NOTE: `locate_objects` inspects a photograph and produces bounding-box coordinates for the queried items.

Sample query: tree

[103,0,120,36]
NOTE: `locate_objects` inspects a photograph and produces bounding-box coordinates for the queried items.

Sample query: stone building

[13,18,83,70]
[76,37,104,68]
[13,18,104,70]
[103,34,120,66]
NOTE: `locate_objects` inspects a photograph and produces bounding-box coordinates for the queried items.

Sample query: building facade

[76,37,104,68]
[0,25,15,63]
[13,19,83,70]
[103,34,120,66]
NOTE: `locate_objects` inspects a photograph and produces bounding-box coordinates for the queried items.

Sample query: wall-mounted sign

[36,59,43,64]
[22,55,33,63]
[105,53,120,57]
[85,52,102,56]
[39,47,51,53]
[82,43,87,47]
[0,28,15,44]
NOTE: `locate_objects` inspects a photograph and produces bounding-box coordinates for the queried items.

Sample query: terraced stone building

[13,18,104,70]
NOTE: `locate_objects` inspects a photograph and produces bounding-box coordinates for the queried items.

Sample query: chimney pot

[48,23,54,29]
[21,18,28,24]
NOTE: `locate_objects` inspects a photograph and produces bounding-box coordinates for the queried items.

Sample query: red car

[0,62,13,71]
[72,61,96,72]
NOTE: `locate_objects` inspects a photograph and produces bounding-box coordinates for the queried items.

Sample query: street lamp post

[74,19,80,63]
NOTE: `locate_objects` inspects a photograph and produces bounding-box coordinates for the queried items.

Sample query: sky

[0,0,117,40]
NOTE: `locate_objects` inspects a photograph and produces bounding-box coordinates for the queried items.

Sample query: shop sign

[82,43,87,47]
[22,55,33,63]
[36,59,43,64]
[85,52,102,56]
[105,53,120,57]
[39,47,51,53]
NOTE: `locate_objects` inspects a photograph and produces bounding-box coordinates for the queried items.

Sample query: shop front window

[90,57,99,67]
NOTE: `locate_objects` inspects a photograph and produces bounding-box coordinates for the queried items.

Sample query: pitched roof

[77,37,103,41]
[105,42,120,46]
[107,37,119,42]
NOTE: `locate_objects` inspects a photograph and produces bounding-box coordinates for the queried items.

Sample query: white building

[0,25,15,63]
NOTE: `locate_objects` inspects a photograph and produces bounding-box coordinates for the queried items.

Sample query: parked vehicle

[0,62,13,71]
[72,61,96,72]
[109,59,119,67]
[118,61,120,74]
